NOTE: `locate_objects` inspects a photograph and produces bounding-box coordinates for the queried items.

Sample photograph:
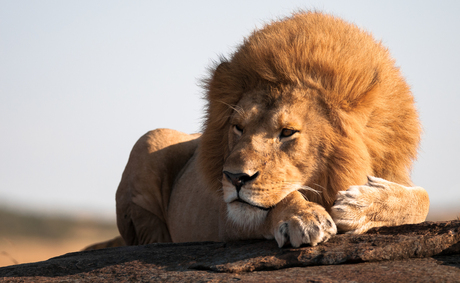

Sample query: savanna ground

[0,206,458,268]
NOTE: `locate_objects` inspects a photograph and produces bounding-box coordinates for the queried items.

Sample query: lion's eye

[280,128,298,138]
[233,125,243,136]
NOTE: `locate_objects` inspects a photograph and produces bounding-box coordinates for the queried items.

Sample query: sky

[1,0,459,220]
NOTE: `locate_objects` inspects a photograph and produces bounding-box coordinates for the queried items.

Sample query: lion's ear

[206,60,236,99]
[322,72,380,134]
[209,60,232,87]
[346,74,380,114]
[213,61,231,77]
[211,59,259,93]
[323,69,380,111]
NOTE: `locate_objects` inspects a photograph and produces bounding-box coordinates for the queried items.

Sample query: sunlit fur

[109,11,429,250]
[198,11,421,212]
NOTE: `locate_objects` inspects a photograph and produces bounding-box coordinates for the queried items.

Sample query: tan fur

[111,11,430,249]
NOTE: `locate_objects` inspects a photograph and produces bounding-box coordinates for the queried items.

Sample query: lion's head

[197,12,420,227]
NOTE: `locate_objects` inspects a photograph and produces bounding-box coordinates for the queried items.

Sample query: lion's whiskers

[217,100,245,116]
[313,183,326,191]
[282,181,321,195]
[282,182,322,202]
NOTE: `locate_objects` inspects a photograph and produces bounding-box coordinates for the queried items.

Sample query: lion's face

[221,87,331,227]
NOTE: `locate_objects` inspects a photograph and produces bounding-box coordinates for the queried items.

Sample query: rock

[1,221,459,282]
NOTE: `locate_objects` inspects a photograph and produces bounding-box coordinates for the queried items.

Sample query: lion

[113,11,430,249]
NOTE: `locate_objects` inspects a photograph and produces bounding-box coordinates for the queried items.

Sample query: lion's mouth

[230,198,272,211]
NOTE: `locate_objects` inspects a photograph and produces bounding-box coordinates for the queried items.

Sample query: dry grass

[426,207,460,222]
[1,235,114,267]
[0,208,118,267]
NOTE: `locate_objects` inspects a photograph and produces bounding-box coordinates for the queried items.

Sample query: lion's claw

[274,211,337,248]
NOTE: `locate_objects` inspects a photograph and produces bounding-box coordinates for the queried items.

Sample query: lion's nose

[223,171,259,192]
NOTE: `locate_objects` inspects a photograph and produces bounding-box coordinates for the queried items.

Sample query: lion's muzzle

[223,171,259,192]
[222,170,271,211]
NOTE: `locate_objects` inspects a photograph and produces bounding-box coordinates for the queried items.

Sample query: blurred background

[1,0,459,267]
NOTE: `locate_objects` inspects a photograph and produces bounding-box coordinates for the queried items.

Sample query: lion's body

[114,11,429,248]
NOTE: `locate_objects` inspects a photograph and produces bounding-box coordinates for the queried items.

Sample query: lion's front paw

[331,176,390,234]
[331,176,430,234]
[272,205,337,248]
[330,185,372,234]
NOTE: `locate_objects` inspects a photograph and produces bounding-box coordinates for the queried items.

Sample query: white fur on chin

[227,202,268,229]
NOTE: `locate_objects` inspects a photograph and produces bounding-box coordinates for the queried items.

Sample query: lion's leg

[116,129,200,245]
[330,176,430,234]
[119,202,171,245]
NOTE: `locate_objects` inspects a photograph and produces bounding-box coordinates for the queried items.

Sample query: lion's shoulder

[138,128,201,153]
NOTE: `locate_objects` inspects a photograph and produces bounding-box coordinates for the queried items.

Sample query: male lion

[115,11,429,248]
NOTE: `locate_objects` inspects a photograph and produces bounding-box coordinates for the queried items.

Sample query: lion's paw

[330,176,387,234]
[273,207,337,248]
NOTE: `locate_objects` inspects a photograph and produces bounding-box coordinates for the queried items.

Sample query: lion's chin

[227,201,268,228]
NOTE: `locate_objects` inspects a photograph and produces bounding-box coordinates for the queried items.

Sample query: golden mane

[198,11,420,206]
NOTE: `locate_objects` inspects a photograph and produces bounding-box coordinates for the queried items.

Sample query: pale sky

[1,0,459,220]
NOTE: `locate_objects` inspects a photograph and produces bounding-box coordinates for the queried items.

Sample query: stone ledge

[1,221,459,282]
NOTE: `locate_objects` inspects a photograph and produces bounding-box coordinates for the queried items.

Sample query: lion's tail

[82,236,125,251]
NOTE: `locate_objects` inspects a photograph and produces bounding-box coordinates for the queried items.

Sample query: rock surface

[1,221,459,282]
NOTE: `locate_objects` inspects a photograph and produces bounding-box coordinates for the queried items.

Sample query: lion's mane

[198,11,420,207]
